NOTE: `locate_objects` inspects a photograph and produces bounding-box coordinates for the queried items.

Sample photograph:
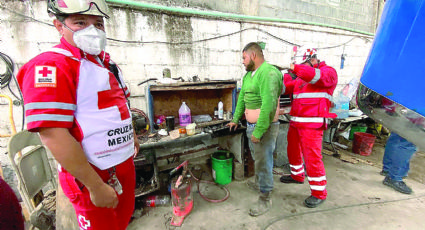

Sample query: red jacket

[283,61,338,129]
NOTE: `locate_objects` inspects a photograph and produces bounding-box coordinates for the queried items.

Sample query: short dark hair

[243,42,264,58]
[55,14,68,22]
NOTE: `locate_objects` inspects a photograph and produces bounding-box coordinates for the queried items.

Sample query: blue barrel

[360,0,425,116]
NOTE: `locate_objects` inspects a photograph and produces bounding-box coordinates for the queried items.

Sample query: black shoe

[279,175,303,184]
[304,196,326,208]
[383,176,412,194]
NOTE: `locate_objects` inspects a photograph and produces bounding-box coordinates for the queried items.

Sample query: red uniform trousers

[58,157,135,230]
[287,124,327,199]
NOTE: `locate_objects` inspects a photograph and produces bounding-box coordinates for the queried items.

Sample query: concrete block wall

[142,0,382,33]
[0,0,376,133]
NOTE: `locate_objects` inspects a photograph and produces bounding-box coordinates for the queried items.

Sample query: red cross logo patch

[35,65,57,87]
[78,215,91,229]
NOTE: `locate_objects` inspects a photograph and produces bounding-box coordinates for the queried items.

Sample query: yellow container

[368,123,382,135]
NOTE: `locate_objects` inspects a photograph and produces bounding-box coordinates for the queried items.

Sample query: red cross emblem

[78,215,91,229]
[98,72,130,120]
[38,67,52,77]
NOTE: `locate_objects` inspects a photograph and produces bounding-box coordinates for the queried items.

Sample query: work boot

[304,195,326,208]
[383,176,412,194]
[246,177,259,191]
[249,192,271,216]
[280,175,304,184]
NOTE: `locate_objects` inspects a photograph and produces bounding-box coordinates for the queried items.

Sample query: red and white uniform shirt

[283,61,338,129]
[17,38,133,170]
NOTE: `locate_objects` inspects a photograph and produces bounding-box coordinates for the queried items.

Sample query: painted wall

[0,0,378,133]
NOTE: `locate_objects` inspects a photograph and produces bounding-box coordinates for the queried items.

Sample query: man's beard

[245,60,255,71]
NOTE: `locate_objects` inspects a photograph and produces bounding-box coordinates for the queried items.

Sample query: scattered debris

[334,142,349,149]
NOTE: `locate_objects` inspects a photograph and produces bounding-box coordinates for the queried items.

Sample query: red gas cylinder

[170,175,193,227]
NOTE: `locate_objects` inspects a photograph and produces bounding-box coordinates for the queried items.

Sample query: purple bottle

[179,101,191,126]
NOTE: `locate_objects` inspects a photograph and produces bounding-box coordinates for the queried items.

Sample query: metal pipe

[105,0,375,36]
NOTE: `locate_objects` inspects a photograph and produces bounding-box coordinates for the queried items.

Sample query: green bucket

[349,125,368,140]
[211,150,234,185]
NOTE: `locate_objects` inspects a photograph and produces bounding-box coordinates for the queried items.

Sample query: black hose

[137,78,158,86]
[0,52,25,131]
[0,52,14,89]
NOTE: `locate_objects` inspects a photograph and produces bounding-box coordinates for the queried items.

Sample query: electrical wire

[0,52,14,89]
[262,192,425,230]
[0,3,54,27]
[108,27,300,46]
[1,3,370,51]
[0,52,25,131]
[109,26,369,50]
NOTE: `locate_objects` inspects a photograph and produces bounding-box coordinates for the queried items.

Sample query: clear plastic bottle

[179,102,191,126]
[218,101,224,120]
[144,195,171,207]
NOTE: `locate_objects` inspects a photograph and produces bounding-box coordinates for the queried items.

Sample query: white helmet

[47,0,110,18]
[294,48,318,64]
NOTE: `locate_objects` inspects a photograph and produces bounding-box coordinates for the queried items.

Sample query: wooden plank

[339,154,360,164]
[322,149,334,156]
[150,81,236,91]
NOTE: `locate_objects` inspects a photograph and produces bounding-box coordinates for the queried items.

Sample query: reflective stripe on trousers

[287,125,327,199]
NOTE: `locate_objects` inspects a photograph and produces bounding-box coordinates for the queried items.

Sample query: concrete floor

[2,135,425,229]
[128,137,425,230]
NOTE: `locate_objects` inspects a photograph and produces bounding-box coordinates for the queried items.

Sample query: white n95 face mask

[71,24,107,55]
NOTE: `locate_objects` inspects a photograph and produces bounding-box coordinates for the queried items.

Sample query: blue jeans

[382,133,417,181]
[246,122,279,193]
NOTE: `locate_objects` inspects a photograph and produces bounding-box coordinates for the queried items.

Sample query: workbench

[134,120,246,197]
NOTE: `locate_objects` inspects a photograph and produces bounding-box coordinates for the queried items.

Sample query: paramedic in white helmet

[279,48,338,208]
[17,0,139,229]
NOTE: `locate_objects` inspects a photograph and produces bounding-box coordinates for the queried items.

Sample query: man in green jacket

[227,42,283,216]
